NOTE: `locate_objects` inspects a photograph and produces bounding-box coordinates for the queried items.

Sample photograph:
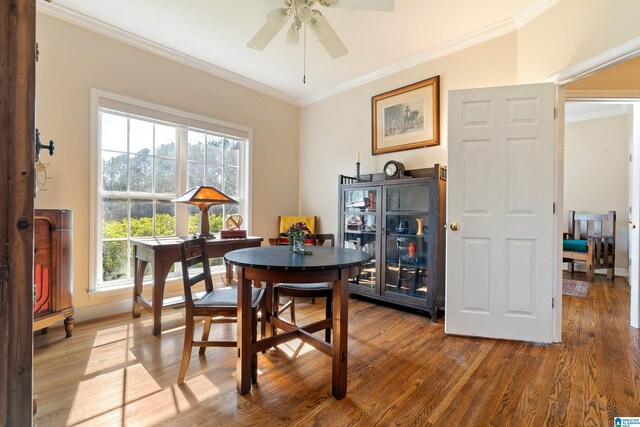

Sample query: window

[91,91,250,290]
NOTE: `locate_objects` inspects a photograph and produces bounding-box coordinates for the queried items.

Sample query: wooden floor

[34,273,639,426]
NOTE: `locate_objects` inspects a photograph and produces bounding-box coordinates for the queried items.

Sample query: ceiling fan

[247,0,395,59]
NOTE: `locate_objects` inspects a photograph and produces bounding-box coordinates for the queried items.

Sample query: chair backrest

[567,210,616,239]
[311,233,335,247]
[277,215,317,245]
[179,238,214,307]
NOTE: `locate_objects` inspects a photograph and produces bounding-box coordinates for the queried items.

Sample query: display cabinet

[339,164,446,321]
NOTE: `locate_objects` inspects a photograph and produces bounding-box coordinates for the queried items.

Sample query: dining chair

[273,233,335,345]
[177,237,264,384]
[268,215,317,246]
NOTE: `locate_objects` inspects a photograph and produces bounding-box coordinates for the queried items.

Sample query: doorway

[563,98,640,329]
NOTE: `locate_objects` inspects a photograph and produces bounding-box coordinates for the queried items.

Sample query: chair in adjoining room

[177,237,264,384]
[268,215,317,247]
[563,210,616,281]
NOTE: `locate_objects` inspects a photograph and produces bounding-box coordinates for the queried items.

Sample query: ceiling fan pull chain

[303,24,307,84]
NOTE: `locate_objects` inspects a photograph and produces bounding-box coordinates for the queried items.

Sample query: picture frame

[371,75,440,155]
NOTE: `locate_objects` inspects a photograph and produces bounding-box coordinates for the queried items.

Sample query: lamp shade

[172,186,238,238]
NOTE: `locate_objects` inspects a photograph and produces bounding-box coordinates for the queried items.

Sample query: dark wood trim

[0,0,36,424]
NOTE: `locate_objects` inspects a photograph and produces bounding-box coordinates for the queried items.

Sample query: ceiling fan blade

[319,0,394,11]
[286,22,299,45]
[247,8,288,50]
[309,12,347,59]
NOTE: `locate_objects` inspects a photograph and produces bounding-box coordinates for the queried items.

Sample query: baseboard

[562,264,628,278]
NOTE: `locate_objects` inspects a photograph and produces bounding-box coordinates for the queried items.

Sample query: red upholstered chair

[177,238,264,384]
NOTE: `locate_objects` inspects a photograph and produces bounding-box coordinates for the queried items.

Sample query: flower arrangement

[286,221,312,255]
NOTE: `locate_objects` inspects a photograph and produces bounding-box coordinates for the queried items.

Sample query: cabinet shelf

[339,165,446,321]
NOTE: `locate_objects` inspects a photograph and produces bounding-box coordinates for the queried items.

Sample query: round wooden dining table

[225,245,371,399]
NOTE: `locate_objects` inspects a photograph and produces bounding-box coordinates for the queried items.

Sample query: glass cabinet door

[342,188,378,292]
[383,184,432,300]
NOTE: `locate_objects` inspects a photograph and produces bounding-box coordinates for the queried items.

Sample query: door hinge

[552,297,555,308]
[554,108,558,119]
[553,203,556,214]
[0,265,8,282]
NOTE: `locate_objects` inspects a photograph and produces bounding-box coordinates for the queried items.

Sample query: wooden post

[0,0,36,424]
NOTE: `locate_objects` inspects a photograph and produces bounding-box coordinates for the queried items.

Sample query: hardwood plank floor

[34,274,640,426]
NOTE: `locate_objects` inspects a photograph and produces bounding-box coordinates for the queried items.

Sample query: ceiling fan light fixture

[266,7,287,27]
[296,4,314,23]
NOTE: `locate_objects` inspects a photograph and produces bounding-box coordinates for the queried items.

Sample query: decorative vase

[415,218,424,235]
[289,235,306,255]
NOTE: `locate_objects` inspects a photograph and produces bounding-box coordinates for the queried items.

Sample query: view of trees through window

[98,109,243,286]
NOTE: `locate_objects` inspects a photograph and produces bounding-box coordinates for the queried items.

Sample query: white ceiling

[38,0,556,105]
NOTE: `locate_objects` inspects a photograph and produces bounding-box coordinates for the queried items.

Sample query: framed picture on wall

[371,75,440,155]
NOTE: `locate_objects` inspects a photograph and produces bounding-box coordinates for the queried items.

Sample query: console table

[132,235,263,335]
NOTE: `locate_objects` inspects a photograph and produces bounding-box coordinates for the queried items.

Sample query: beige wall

[300,34,518,234]
[566,56,640,91]
[564,113,631,271]
[299,0,640,259]
[35,1,640,316]
[516,0,640,83]
[35,14,299,313]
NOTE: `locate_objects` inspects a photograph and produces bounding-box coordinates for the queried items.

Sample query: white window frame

[90,89,253,291]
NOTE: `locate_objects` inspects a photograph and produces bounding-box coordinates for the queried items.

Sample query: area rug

[562,279,590,298]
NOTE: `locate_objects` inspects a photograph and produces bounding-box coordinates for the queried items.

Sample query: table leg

[237,267,253,394]
[265,282,276,338]
[151,258,168,336]
[332,267,349,399]
[132,251,148,319]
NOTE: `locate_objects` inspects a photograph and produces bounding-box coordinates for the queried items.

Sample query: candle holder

[356,161,361,182]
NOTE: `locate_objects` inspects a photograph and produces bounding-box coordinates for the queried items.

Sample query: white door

[446,83,558,343]
[631,103,640,329]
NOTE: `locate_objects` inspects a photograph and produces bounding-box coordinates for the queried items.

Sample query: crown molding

[37,0,558,108]
[300,0,558,106]
[513,0,559,29]
[300,18,516,105]
[36,1,299,106]
[549,36,640,85]
[565,104,632,123]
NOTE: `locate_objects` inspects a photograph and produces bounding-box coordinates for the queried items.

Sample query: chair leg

[260,300,267,341]
[178,316,194,384]
[325,295,332,344]
[586,262,594,281]
[251,308,258,384]
[199,317,212,356]
[290,297,296,325]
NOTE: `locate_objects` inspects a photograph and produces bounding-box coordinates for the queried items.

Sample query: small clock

[383,160,405,180]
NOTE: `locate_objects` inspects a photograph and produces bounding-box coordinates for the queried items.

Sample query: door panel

[446,83,557,343]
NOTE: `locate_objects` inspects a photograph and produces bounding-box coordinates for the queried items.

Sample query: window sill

[87,283,135,300]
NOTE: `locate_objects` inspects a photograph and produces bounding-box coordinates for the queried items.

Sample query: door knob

[630,221,637,229]
[450,222,460,231]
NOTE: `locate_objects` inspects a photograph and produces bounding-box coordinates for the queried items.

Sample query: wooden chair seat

[562,210,615,281]
[177,237,264,384]
[196,286,263,309]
